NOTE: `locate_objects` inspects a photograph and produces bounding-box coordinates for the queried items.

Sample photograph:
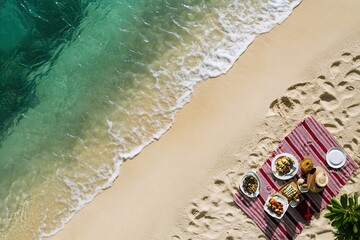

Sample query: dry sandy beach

[51,0,360,239]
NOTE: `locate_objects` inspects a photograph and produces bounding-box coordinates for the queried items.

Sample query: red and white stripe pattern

[234,116,358,240]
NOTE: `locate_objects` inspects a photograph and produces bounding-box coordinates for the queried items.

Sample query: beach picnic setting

[234,116,359,239]
[2,0,360,239]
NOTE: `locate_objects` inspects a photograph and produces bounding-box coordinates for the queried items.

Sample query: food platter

[239,171,261,198]
[326,147,346,169]
[271,153,299,180]
[264,193,289,219]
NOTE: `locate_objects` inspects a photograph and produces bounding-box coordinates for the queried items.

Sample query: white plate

[264,193,289,219]
[239,171,261,198]
[271,153,299,180]
[326,147,346,169]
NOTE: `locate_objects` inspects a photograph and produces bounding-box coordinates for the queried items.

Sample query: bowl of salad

[239,171,261,198]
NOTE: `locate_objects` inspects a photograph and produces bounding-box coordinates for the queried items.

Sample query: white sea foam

[106,0,302,160]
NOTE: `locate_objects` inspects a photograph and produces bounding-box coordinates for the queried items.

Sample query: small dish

[289,194,304,208]
[326,147,346,169]
[239,171,261,198]
[297,183,309,193]
[271,153,299,180]
[264,193,289,219]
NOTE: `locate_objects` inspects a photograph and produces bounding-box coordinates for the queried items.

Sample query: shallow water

[0,0,301,238]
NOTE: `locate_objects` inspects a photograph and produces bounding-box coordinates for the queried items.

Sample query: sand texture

[50,0,360,240]
[171,52,360,240]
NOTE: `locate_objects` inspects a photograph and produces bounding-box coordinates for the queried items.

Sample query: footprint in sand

[330,61,341,78]
[345,69,360,82]
[353,55,360,66]
[340,52,353,63]
[319,91,339,111]
[347,103,360,117]
[223,212,236,222]
[213,179,226,193]
[343,137,360,156]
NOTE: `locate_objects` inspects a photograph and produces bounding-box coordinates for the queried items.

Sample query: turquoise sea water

[0,0,301,238]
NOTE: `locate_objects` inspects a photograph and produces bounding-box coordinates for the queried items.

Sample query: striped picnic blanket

[234,116,358,240]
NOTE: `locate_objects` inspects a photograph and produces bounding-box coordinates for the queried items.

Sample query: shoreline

[50,0,360,239]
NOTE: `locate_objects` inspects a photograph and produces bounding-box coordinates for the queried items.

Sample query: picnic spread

[234,116,359,240]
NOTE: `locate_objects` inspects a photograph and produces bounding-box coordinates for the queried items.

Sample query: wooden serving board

[277,180,301,202]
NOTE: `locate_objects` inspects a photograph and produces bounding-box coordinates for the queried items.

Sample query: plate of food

[271,153,299,180]
[239,171,261,198]
[264,193,289,219]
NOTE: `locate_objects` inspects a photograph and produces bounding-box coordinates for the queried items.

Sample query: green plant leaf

[331,220,339,228]
[355,205,360,212]
[331,198,342,208]
[332,219,344,229]
[324,212,340,219]
[334,214,346,221]
[341,194,348,208]
[332,207,346,214]
[327,194,360,237]
[349,197,354,209]
[355,192,359,207]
